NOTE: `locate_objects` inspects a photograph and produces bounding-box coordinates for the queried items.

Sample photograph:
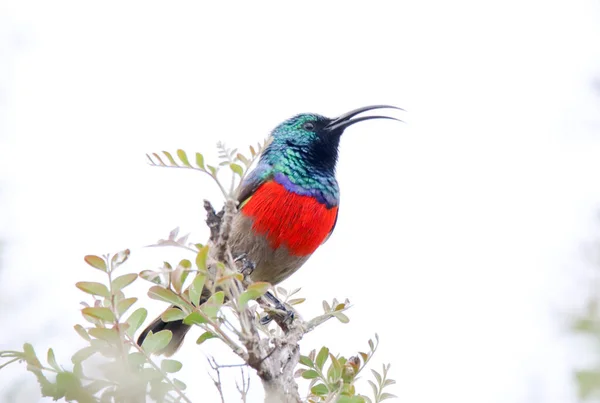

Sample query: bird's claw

[233,253,248,262]
[259,314,272,326]
[234,253,255,278]
[259,292,295,326]
[259,309,294,326]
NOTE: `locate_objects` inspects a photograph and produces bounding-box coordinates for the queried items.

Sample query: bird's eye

[302,122,316,131]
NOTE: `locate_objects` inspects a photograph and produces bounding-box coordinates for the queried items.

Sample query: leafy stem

[125,333,192,403]
[105,255,129,368]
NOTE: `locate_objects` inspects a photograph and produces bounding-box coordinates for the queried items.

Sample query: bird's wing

[237,164,273,207]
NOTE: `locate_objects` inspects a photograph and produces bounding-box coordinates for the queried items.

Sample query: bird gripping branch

[138,105,403,355]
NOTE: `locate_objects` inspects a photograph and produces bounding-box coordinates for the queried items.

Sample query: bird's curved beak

[324,105,403,132]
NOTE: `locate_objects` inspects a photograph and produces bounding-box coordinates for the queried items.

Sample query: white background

[1,1,600,402]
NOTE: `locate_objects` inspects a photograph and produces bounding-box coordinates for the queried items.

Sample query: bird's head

[264,105,402,175]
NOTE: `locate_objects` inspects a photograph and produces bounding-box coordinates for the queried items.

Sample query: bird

[137,105,402,355]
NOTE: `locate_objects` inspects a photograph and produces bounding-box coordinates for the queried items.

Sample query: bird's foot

[259,309,295,326]
[233,253,255,278]
[259,291,295,326]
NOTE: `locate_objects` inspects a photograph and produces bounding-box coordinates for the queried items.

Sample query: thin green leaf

[299,355,314,368]
[111,273,137,291]
[71,346,96,364]
[148,286,188,309]
[74,325,91,342]
[383,379,396,387]
[56,371,88,402]
[334,312,350,323]
[128,352,146,366]
[573,318,597,333]
[162,151,178,166]
[248,281,270,294]
[161,359,182,373]
[82,307,115,322]
[76,281,110,298]
[230,163,243,177]
[140,270,164,285]
[236,153,251,167]
[141,330,172,354]
[22,343,41,367]
[125,308,148,337]
[189,273,206,307]
[88,328,120,344]
[238,289,262,309]
[371,369,382,385]
[152,153,166,166]
[239,281,270,308]
[161,308,186,322]
[195,245,209,272]
[368,380,378,399]
[117,297,137,315]
[207,165,218,177]
[195,152,205,169]
[316,347,329,371]
[173,378,187,390]
[183,311,208,325]
[47,348,61,372]
[110,249,130,269]
[379,393,397,401]
[302,370,319,379]
[202,291,224,318]
[328,353,342,381]
[196,331,217,344]
[84,255,107,272]
[311,383,328,396]
[577,370,600,399]
[172,259,191,294]
[177,149,191,167]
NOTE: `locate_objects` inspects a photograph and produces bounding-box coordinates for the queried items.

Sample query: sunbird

[138,105,402,355]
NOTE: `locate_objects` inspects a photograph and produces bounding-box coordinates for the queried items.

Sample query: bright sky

[1,1,600,402]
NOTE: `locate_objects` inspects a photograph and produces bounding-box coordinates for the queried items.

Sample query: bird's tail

[136,310,190,357]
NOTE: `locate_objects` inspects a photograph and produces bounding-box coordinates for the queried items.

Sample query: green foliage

[574,298,600,400]
[297,334,397,402]
[0,242,394,402]
[238,281,270,309]
[145,140,269,199]
[0,251,190,402]
[1,141,396,402]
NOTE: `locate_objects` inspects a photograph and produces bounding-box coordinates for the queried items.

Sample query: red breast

[240,180,338,256]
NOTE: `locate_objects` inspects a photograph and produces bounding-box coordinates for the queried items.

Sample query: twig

[236,367,251,403]
[204,200,224,243]
[207,357,226,403]
[216,199,237,263]
[106,254,130,368]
